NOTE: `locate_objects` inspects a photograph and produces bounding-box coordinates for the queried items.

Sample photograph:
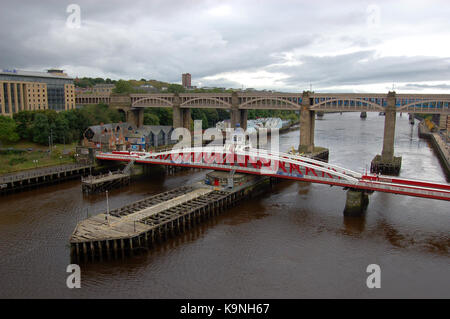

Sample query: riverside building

[0,68,75,116]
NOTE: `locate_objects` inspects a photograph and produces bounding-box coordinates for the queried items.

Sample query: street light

[105,190,110,226]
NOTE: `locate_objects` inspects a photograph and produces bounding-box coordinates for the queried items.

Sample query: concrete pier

[298,91,329,159]
[299,91,315,153]
[230,92,248,130]
[344,189,369,216]
[371,91,402,175]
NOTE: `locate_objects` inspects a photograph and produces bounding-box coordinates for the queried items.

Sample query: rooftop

[0,69,73,80]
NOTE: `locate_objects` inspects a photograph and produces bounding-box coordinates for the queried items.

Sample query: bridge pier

[344,189,369,216]
[409,113,415,125]
[127,109,144,128]
[173,94,183,128]
[229,92,247,130]
[110,93,144,128]
[299,92,315,153]
[182,108,192,131]
[371,91,402,175]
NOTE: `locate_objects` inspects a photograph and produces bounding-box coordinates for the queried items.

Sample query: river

[0,112,448,298]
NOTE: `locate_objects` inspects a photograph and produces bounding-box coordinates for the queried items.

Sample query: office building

[0,68,75,116]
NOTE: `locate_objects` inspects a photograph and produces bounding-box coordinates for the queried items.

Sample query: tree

[13,111,34,140]
[31,113,50,145]
[167,84,185,94]
[144,113,159,125]
[0,116,20,144]
[113,80,136,94]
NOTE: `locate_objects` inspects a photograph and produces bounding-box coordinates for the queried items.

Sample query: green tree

[167,84,186,94]
[113,80,136,94]
[144,113,160,125]
[13,111,34,140]
[0,115,20,144]
[31,113,50,145]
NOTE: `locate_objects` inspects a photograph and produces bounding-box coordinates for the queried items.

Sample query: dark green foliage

[144,113,160,125]
[0,115,20,144]
[113,80,136,94]
[9,157,27,166]
[10,104,125,145]
[167,84,186,94]
[31,113,50,144]
[144,108,173,126]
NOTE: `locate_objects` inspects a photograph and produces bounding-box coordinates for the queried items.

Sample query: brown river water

[0,112,448,298]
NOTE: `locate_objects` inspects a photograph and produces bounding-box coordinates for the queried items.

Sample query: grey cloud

[0,0,449,91]
[272,51,450,88]
[398,83,450,90]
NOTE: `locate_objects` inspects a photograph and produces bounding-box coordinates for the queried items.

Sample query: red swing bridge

[96,146,450,206]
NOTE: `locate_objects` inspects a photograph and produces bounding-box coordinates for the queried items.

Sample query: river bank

[418,121,450,180]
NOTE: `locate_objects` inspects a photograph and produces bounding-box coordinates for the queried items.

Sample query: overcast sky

[1,0,450,93]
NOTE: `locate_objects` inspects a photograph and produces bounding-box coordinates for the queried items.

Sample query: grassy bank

[0,141,78,174]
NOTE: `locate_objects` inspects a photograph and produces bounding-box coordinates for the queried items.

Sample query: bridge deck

[95,148,450,201]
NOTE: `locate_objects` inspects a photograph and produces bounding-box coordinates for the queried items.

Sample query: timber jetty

[1,163,93,195]
[81,160,134,194]
[70,172,272,262]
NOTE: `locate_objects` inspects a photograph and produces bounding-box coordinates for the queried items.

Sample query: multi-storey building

[0,69,75,116]
[182,73,191,88]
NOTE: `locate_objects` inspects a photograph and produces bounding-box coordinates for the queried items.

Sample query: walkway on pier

[70,181,258,261]
[0,163,93,194]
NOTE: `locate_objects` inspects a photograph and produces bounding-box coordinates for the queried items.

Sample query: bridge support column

[173,95,183,128]
[344,189,369,216]
[240,109,248,131]
[182,108,191,131]
[360,112,367,119]
[371,91,402,175]
[299,92,315,153]
[127,109,144,128]
[230,92,241,129]
[409,113,415,125]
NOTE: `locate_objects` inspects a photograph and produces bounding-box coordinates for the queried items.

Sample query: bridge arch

[180,97,231,108]
[397,100,450,111]
[239,97,301,109]
[310,98,384,111]
[132,96,174,107]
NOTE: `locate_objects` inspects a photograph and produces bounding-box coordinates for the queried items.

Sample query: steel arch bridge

[123,92,450,114]
[96,146,450,201]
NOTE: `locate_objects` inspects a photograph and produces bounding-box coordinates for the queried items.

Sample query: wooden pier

[0,163,94,195]
[81,159,134,194]
[70,175,271,262]
[81,171,131,194]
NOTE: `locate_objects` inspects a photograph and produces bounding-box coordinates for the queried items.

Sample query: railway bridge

[77,91,450,175]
